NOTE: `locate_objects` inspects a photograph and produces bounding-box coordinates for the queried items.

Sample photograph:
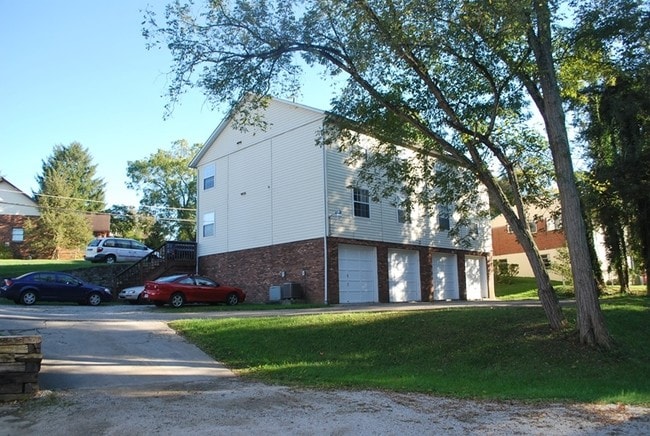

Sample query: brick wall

[199,238,325,303]
[0,215,31,258]
[492,219,566,255]
[199,237,492,304]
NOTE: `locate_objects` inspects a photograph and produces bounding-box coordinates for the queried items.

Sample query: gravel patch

[1,380,648,435]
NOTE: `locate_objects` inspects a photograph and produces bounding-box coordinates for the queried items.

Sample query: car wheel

[226,292,239,306]
[20,291,37,305]
[105,255,116,264]
[87,292,102,306]
[170,292,185,308]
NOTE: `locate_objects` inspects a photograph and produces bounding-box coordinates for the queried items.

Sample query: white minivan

[84,238,153,264]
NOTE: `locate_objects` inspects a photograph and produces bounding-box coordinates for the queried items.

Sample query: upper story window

[438,206,451,231]
[353,188,370,218]
[202,212,215,237]
[546,215,562,231]
[203,164,215,190]
[397,208,409,224]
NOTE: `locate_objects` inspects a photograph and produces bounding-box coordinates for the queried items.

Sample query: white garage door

[338,245,378,304]
[388,249,421,302]
[465,256,488,300]
[432,253,459,300]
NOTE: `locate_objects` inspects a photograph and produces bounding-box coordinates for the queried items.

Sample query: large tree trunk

[529,1,613,348]
[482,171,567,329]
[501,204,567,329]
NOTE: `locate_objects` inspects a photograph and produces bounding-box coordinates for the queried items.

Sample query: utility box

[281,282,302,299]
[268,286,282,302]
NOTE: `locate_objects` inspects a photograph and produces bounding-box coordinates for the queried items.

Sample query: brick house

[0,177,111,259]
[491,208,610,282]
[189,97,493,304]
[0,177,40,258]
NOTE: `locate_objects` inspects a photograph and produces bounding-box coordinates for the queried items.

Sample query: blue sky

[0,1,336,207]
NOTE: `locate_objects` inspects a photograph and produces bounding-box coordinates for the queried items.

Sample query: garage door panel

[338,245,378,304]
[432,254,459,300]
[389,249,421,302]
[465,256,488,300]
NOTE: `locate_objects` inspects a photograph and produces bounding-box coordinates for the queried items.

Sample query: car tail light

[3,279,12,286]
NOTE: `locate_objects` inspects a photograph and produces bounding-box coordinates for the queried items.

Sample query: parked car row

[1,270,245,309]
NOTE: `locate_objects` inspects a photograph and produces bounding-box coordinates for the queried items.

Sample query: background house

[0,177,40,258]
[0,176,111,259]
[190,97,493,304]
[491,208,610,282]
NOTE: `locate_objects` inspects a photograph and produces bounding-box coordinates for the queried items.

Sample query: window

[397,208,408,224]
[541,254,551,269]
[203,212,215,237]
[438,206,451,231]
[546,215,562,231]
[529,221,538,233]
[11,228,23,242]
[203,164,215,190]
[353,188,370,218]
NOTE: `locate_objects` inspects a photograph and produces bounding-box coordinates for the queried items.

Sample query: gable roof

[189,95,325,168]
[0,177,39,216]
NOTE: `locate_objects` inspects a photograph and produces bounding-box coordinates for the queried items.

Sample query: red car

[143,274,245,308]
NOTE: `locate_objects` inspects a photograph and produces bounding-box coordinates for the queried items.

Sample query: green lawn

[0,259,95,278]
[171,294,649,405]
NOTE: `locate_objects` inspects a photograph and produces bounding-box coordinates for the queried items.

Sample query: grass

[0,259,95,278]
[495,276,575,299]
[171,295,649,405]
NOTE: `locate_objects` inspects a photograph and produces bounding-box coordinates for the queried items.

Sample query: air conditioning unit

[280,282,302,299]
[268,286,282,302]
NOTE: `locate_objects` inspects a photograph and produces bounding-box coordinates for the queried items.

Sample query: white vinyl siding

[195,100,326,256]
[388,249,421,302]
[194,97,491,258]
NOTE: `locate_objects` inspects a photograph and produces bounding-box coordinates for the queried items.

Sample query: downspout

[322,139,329,305]
[194,165,200,275]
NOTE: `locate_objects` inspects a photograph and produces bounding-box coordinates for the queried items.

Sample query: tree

[106,204,157,243]
[29,142,105,258]
[126,140,200,241]
[144,0,617,346]
[571,1,650,295]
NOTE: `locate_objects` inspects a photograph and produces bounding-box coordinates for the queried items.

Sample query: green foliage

[551,246,574,286]
[171,295,650,404]
[126,140,200,241]
[106,205,157,242]
[29,142,104,258]
[0,245,13,259]
[493,260,519,284]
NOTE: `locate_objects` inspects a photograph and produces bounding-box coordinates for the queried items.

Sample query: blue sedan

[1,271,112,306]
